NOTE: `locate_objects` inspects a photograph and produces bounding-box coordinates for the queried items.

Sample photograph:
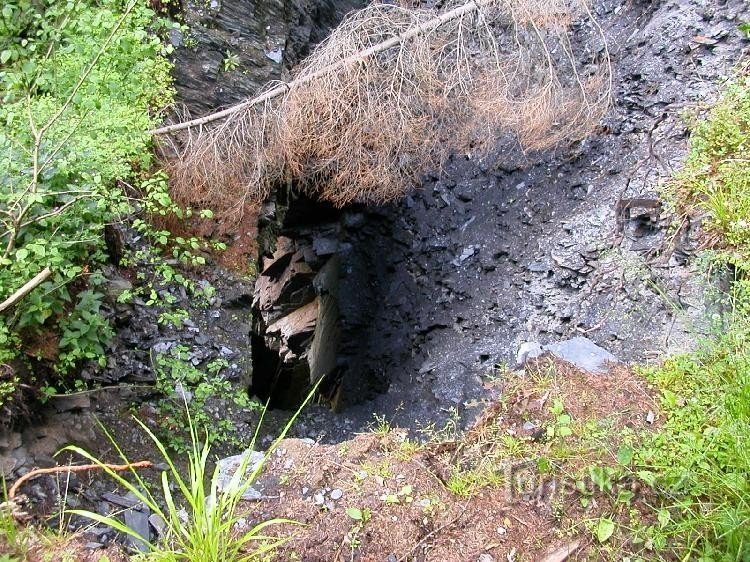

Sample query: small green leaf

[346,508,363,521]
[617,445,633,466]
[0,50,11,64]
[657,509,670,528]
[557,426,573,437]
[596,518,615,543]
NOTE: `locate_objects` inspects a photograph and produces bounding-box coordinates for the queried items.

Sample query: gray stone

[50,393,90,413]
[312,237,339,256]
[544,337,618,374]
[265,47,284,64]
[123,492,150,553]
[149,513,166,536]
[215,451,265,500]
[452,245,478,266]
[0,454,17,478]
[330,488,343,500]
[106,277,133,299]
[0,432,22,450]
[516,341,543,366]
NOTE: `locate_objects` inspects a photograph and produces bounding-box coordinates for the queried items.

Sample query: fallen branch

[164,0,610,215]
[0,267,52,313]
[9,460,152,500]
[150,0,494,135]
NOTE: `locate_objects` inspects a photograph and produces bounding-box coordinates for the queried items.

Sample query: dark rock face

[250,191,396,411]
[172,0,364,115]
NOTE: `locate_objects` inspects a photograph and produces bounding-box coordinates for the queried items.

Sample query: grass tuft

[63,391,316,562]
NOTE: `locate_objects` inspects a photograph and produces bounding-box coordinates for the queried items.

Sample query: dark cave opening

[249,189,395,411]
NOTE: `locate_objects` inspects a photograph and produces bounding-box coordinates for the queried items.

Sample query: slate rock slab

[215,451,266,500]
[545,337,619,374]
[518,337,619,375]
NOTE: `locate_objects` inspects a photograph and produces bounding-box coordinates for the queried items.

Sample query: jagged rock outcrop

[250,192,396,411]
[171,0,364,115]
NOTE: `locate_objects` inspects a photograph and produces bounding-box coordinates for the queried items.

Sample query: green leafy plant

[152,346,261,452]
[0,0,175,416]
[222,50,240,72]
[0,480,27,560]
[343,507,371,556]
[546,398,574,439]
[671,70,750,262]
[634,321,750,560]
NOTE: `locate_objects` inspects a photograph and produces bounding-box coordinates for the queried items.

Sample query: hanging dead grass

[160,0,611,220]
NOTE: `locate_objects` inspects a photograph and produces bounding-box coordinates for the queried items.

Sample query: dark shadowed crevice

[250,189,397,410]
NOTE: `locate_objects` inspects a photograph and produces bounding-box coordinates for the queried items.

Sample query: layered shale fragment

[251,236,341,409]
[250,193,397,410]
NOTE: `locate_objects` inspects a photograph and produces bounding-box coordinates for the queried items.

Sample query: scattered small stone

[302,487,309,495]
[218,345,235,358]
[313,493,325,506]
[478,554,495,562]
[265,47,283,63]
[646,411,656,424]
[149,513,166,536]
[330,488,343,500]
[452,245,478,266]
[84,542,104,550]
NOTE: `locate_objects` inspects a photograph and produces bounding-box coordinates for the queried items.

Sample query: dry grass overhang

[157,0,611,220]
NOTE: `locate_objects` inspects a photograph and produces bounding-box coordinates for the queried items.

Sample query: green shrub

[0,0,175,409]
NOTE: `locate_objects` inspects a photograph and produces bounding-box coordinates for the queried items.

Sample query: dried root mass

[162,0,611,218]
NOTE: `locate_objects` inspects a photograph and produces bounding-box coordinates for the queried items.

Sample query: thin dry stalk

[161,0,611,219]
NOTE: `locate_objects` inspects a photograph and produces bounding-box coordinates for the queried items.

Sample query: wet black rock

[172,0,364,115]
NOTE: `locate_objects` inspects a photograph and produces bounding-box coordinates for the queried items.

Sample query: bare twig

[396,504,468,562]
[152,0,500,135]
[9,460,152,501]
[18,195,93,229]
[0,267,52,313]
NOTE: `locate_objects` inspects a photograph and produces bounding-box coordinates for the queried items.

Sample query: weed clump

[673,67,750,261]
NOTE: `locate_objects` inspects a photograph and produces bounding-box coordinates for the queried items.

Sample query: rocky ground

[288,0,749,440]
[3,0,750,556]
